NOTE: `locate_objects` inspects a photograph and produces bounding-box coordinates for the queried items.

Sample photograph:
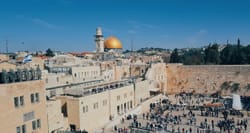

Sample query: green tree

[220,44,234,64]
[204,44,220,64]
[45,48,55,57]
[183,49,204,65]
[170,48,181,63]
[220,42,250,65]
[162,54,170,63]
[245,45,250,64]
[230,44,244,64]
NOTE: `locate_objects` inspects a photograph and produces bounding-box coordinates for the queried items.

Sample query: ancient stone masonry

[0,67,41,84]
[166,64,250,96]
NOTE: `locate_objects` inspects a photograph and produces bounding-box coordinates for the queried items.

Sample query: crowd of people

[113,93,249,133]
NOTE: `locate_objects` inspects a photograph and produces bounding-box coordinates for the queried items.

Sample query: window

[83,105,89,113]
[22,124,26,133]
[56,77,59,82]
[14,97,19,108]
[84,106,87,113]
[16,126,21,133]
[32,120,36,130]
[15,96,24,108]
[117,95,120,101]
[83,106,86,113]
[93,103,98,109]
[130,101,133,108]
[32,119,40,130]
[50,91,56,97]
[86,106,88,112]
[124,93,127,98]
[103,100,107,106]
[35,93,39,102]
[117,105,120,114]
[31,93,39,103]
[30,94,35,103]
[20,96,24,106]
[37,119,41,128]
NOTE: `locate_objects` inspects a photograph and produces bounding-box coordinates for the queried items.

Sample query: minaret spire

[95,27,104,53]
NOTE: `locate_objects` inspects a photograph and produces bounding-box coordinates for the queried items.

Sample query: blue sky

[0,0,250,52]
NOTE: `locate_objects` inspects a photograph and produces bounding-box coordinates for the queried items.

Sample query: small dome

[104,36,122,49]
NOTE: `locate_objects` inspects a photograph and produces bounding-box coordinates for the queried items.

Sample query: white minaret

[95,27,104,53]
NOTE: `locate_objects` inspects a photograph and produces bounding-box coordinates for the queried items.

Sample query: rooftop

[59,79,133,98]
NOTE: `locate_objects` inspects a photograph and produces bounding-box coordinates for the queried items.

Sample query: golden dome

[104,36,122,49]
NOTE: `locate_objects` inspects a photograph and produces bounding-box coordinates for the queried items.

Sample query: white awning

[222,96,233,99]
[149,88,160,92]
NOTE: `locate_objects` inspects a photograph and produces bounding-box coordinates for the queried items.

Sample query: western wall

[166,64,250,96]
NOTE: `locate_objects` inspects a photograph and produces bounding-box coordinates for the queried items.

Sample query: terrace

[61,79,134,98]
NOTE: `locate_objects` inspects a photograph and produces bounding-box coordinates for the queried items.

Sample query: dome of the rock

[104,36,122,49]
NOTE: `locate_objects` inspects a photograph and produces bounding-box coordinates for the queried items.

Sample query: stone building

[0,54,9,62]
[0,61,16,71]
[0,79,48,133]
[54,79,149,132]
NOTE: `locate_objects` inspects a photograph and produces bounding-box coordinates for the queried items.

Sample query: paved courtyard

[101,94,250,133]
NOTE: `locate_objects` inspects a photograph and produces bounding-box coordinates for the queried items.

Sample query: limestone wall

[115,65,130,80]
[78,91,110,132]
[0,54,9,62]
[109,84,135,118]
[166,64,250,96]
[47,100,68,132]
[0,62,16,71]
[135,80,150,105]
[0,80,48,133]
[146,63,167,92]
[71,66,100,82]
